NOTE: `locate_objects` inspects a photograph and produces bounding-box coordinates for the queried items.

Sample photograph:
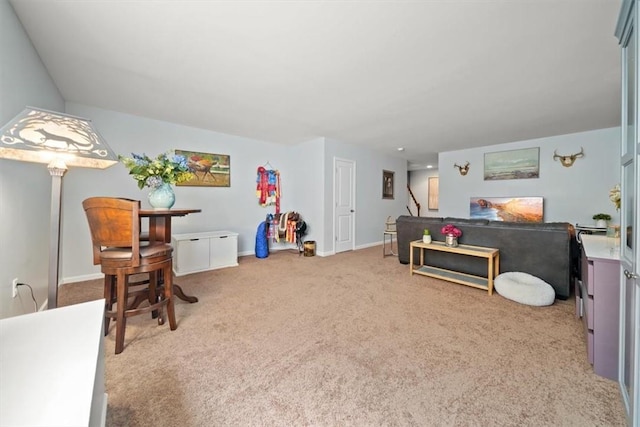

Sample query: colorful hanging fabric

[256,166,281,211]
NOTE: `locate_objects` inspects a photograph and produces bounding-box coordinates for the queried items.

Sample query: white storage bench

[172,230,239,276]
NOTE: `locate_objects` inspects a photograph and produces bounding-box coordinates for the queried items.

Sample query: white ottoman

[494,272,555,306]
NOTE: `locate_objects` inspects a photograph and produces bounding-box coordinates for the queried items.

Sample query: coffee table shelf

[409,240,500,294]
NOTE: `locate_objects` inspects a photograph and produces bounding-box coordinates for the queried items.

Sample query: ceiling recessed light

[427,165,433,169]
[397,147,404,151]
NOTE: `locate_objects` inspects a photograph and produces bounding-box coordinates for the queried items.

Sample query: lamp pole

[48,160,67,309]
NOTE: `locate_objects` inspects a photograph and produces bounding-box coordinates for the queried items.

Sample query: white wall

[62,103,292,282]
[0,0,65,318]
[59,105,408,284]
[324,138,408,253]
[288,138,325,253]
[408,168,440,217]
[438,127,621,224]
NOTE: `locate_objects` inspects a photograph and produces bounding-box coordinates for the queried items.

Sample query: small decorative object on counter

[423,228,432,244]
[592,213,612,229]
[441,223,462,247]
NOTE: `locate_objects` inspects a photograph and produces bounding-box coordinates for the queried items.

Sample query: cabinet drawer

[587,261,595,296]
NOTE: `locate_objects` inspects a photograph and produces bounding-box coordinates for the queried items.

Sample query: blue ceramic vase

[148,182,175,209]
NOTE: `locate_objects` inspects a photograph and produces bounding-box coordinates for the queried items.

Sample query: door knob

[624,269,639,280]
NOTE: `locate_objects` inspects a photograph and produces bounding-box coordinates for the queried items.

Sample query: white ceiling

[9,0,622,169]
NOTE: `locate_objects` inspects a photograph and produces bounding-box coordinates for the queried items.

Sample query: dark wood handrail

[407,184,421,216]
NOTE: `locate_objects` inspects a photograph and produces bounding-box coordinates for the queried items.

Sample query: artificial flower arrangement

[119,152,195,189]
[441,223,462,238]
[610,184,621,211]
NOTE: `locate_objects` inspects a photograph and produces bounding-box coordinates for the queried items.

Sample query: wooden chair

[82,197,177,354]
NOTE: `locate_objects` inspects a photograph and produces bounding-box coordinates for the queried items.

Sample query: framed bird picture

[175,150,230,187]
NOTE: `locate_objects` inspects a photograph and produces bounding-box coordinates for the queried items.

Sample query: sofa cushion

[444,217,490,226]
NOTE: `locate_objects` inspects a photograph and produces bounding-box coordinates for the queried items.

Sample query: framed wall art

[176,150,230,187]
[428,176,439,210]
[469,196,543,222]
[484,147,539,180]
[383,170,394,199]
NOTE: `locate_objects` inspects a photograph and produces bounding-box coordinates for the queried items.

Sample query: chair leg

[149,270,164,325]
[103,275,115,336]
[115,270,128,354]
[164,264,177,331]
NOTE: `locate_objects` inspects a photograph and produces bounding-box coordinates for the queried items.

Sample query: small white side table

[383,230,397,257]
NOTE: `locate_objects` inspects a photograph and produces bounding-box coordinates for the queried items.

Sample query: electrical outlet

[12,278,18,298]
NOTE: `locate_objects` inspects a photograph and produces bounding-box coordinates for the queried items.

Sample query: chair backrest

[82,197,141,266]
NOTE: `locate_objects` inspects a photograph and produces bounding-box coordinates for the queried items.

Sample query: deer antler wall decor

[454,161,470,176]
[553,147,584,167]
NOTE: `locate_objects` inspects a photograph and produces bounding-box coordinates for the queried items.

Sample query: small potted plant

[592,213,612,228]
[423,228,432,244]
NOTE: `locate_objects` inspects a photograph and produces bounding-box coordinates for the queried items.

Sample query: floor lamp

[0,107,117,309]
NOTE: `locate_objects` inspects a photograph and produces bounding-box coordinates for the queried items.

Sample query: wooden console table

[410,240,500,295]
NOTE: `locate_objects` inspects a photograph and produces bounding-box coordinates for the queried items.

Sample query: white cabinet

[577,235,621,380]
[172,230,238,276]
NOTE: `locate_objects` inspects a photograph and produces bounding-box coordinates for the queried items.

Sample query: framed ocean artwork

[484,147,539,180]
[470,196,543,222]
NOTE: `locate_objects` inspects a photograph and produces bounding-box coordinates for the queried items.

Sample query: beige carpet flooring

[59,246,627,426]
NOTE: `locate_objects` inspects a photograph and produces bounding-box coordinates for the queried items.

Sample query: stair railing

[407,184,421,216]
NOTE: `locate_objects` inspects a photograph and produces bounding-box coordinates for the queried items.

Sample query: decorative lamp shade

[0,107,117,169]
[0,106,117,309]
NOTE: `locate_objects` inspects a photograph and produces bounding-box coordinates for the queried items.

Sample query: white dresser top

[581,234,620,261]
[0,299,106,426]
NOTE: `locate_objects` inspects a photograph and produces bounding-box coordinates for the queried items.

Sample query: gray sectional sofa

[396,216,577,299]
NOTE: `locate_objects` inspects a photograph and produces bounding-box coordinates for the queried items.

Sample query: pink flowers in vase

[441,224,462,238]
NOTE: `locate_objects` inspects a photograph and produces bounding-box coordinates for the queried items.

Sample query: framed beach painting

[469,196,543,222]
[176,150,230,187]
[484,147,539,180]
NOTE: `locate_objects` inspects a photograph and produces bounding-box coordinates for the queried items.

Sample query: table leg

[155,266,199,304]
[410,243,414,275]
[173,284,198,303]
[147,217,198,303]
[487,255,494,295]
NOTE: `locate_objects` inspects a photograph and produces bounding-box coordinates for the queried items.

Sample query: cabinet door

[210,235,237,269]
[176,238,210,274]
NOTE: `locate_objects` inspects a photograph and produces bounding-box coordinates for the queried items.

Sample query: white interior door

[334,158,355,253]
[619,6,640,424]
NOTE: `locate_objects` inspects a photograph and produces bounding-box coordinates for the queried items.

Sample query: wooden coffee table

[409,240,500,295]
